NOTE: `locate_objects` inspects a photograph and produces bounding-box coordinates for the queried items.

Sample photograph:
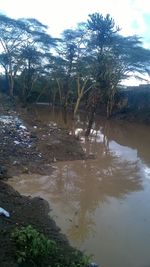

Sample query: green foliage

[11,225,57,266]
[74,254,92,267]
[11,225,91,267]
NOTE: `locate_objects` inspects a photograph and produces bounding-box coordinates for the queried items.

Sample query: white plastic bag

[0,207,10,217]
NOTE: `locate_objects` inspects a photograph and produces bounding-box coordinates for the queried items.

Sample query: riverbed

[8,106,150,267]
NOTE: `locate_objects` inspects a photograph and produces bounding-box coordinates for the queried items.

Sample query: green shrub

[11,225,57,266]
[11,225,92,267]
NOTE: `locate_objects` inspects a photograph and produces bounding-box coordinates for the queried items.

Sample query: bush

[12,225,92,267]
[11,225,57,266]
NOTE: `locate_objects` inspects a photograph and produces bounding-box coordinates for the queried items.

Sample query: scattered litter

[19,125,27,130]
[48,122,57,127]
[0,207,10,218]
[14,140,20,145]
[13,160,20,165]
[0,116,33,147]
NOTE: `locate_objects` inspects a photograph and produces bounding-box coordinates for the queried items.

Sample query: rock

[22,167,29,174]
[0,166,8,179]
[30,133,37,139]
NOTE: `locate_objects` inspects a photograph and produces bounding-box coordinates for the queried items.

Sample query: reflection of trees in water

[47,113,143,243]
[68,211,96,244]
[25,107,147,243]
[49,140,142,243]
[88,116,150,166]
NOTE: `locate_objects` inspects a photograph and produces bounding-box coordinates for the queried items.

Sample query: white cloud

[0,0,149,41]
[0,0,150,85]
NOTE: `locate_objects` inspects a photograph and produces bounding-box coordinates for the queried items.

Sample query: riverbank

[0,94,87,267]
[0,181,84,267]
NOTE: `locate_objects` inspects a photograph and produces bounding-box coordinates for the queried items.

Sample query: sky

[0,0,150,85]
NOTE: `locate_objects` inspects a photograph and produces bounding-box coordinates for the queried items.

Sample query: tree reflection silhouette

[17,108,146,244]
[48,133,143,244]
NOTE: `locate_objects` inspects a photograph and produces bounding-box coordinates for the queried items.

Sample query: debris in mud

[0,115,45,176]
[0,115,32,147]
[0,166,8,179]
[0,207,10,218]
[0,105,85,178]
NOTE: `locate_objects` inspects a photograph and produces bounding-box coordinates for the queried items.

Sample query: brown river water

[8,106,150,267]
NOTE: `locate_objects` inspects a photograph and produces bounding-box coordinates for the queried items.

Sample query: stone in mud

[22,166,29,174]
[30,132,37,139]
[0,166,8,179]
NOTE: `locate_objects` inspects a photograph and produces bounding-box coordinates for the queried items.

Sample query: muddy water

[8,106,150,267]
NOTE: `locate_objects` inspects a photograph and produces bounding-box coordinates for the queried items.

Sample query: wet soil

[0,95,86,267]
[0,98,85,178]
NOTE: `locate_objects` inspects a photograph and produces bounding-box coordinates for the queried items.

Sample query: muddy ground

[0,95,86,267]
[0,97,85,178]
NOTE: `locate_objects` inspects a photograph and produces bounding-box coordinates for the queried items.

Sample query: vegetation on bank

[12,225,90,267]
[0,12,150,120]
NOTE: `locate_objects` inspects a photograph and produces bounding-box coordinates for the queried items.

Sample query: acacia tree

[17,46,44,102]
[86,13,150,118]
[45,55,67,106]
[86,13,122,117]
[55,29,78,110]
[0,14,28,96]
[70,25,95,116]
[55,26,95,115]
[0,14,56,99]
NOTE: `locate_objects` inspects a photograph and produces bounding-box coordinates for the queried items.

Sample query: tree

[0,14,27,96]
[55,25,95,115]
[0,14,56,98]
[86,13,150,117]
[55,30,78,110]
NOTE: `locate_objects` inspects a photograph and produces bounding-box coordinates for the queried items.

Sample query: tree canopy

[0,12,150,116]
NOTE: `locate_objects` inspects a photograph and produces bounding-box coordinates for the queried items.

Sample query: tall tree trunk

[56,78,62,106]
[74,95,82,116]
[8,73,14,97]
[85,106,96,137]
